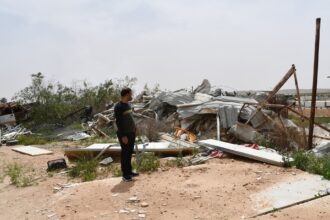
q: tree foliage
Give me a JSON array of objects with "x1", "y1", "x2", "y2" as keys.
[{"x1": 13, "y1": 73, "x2": 137, "y2": 126}]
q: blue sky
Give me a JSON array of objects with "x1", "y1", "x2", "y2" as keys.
[{"x1": 0, "y1": 0, "x2": 329, "y2": 99}]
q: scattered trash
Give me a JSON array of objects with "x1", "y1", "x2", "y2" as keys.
[
  {"x1": 65, "y1": 141, "x2": 197, "y2": 160},
  {"x1": 12, "y1": 146, "x2": 53, "y2": 156},
  {"x1": 47, "y1": 213, "x2": 57, "y2": 218},
  {"x1": 53, "y1": 183, "x2": 78, "y2": 193},
  {"x1": 199, "y1": 139, "x2": 292, "y2": 166},
  {"x1": 138, "y1": 213, "x2": 146, "y2": 218},
  {"x1": 6, "y1": 139, "x2": 19, "y2": 146},
  {"x1": 47, "y1": 158, "x2": 67, "y2": 171},
  {"x1": 312, "y1": 141, "x2": 330, "y2": 157},
  {"x1": 99, "y1": 156, "x2": 113, "y2": 165},
  {"x1": 119, "y1": 208, "x2": 136, "y2": 214},
  {"x1": 190, "y1": 150, "x2": 223, "y2": 165},
  {"x1": 65, "y1": 132, "x2": 91, "y2": 141},
  {"x1": 128, "y1": 196, "x2": 140, "y2": 203},
  {"x1": 0, "y1": 125, "x2": 32, "y2": 144}
]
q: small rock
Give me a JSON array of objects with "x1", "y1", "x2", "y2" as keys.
[
  {"x1": 141, "y1": 202, "x2": 149, "y2": 207},
  {"x1": 112, "y1": 193, "x2": 119, "y2": 197},
  {"x1": 128, "y1": 197, "x2": 140, "y2": 203},
  {"x1": 119, "y1": 209, "x2": 130, "y2": 214},
  {"x1": 47, "y1": 213, "x2": 57, "y2": 218},
  {"x1": 193, "y1": 195, "x2": 201, "y2": 200},
  {"x1": 138, "y1": 213, "x2": 146, "y2": 218}
]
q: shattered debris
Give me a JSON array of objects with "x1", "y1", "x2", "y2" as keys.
[
  {"x1": 199, "y1": 139, "x2": 292, "y2": 167},
  {"x1": 12, "y1": 146, "x2": 53, "y2": 156}
]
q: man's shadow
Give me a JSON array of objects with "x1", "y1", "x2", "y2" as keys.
[{"x1": 111, "y1": 180, "x2": 135, "y2": 193}]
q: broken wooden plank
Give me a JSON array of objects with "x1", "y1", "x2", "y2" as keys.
[
  {"x1": 12, "y1": 146, "x2": 53, "y2": 156},
  {"x1": 64, "y1": 142, "x2": 195, "y2": 160},
  {"x1": 198, "y1": 139, "x2": 291, "y2": 166}
]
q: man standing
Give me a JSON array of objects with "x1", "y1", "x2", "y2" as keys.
[{"x1": 114, "y1": 88, "x2": 139, "y2": 182}]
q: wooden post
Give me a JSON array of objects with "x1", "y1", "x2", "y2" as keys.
[{"x1": 308, "y1": 18, "x2": 321, "y2": 149}]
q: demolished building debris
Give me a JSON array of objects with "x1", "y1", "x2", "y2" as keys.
[{"x1": 199, "y1": 139, "x2": 292, "y2": 167}]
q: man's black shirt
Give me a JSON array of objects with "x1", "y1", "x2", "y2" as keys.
[{"x1": 114, "y1": 101, "x2": 136, "y2": 136}]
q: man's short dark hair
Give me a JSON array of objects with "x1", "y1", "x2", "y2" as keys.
[{"x1": 121, "y1": 88, "x2": 132, "y2": 97}]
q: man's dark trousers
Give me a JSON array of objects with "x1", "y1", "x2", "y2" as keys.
[{"x1": 117, "y1": 132, "x2": 136, "y2": 177}]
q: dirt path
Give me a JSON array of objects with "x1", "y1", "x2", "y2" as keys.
[{"x1": 1, "y1": 145, "x2": 330, "y2": 220}]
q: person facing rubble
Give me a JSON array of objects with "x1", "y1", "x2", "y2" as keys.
[{"x1": 114, "y1": 88, "x2": 139, "y2": 182}]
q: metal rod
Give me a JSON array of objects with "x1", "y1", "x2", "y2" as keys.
[
  {"x1": 216, "y1": 112, "x2": 221, "y2": 141},
  {"x1": 245, "y1": 65, "x2": 296, "y2": 124},
  {"x1": 288, "y1": 107, "x2": 330, "y2": 133},
  {"x1": 308, "y1": 18, "x2": 321, "y2": 149},
  {"x1": 293, "y1": 72, "x2": 307, "y2": 147}
]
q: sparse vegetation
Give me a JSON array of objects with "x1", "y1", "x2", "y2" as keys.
[
  {"x1": 135, "y1": 153, "x2": 160, "y2": 172},
  {"x1": 108, "y1": 164, "x2": 122, "y2": 177},
  {"x1": 13, "y1": 73, "x2": 137, "y2": 129},
  {"x1": 68, "y1": 158, "x2": 99, "y2": 181},
  {"x1": 292, "y1": 151, "x2": 330, "y2": 180},
  {"x1": 79, "y1": 136, "x2": 118, "y2": 146},
  {"x1": 256, "y1": 135, "x2": 274, "y2": 148},
  {"x1": 175, "y1": 151, "x2": 186, "y2": 168},
  {"x1": 289, "y1": 115, "x2": 330, "y2": 128},
  {"x1": 192, "y1": 148, "x2": 199, "y2": 157},
  {"x1": 17, "y1": 134, "x2": 49, "y2": 145},
  {"x1": 67, "y1": 122, "x2": 84, "y2": 130},
  {"x1": 4, "y1": 163, "x2": 34, "y2": 187}
]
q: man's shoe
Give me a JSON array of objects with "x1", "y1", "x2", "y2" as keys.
[
  {"x1": 122, "y1": 176, "x2": 133, "y2": 182},
  {"x1": 130, "y1": 171, "x2": 139, "y2": 177}
]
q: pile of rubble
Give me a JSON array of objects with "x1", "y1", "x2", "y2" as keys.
[
  {"x1": 0, "y1": 125, "x2": 32, "y2": 146},
  {"x1": 4, "y1": 65, "x2": 330, "y2": 166}
]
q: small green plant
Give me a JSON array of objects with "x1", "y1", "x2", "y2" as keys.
[
  {"x1": 67, "y1": 122, "x2": 83, "y2": 130},
  {"x1": 175, "y1": 151, "x2": 185, "y2": 168},
  {"x1": 21, "y1": 176, "x2": 34, "y2": 187},
  {"x1": 136, "y1": 153, "x2": 160, "y2": 172},
  {"x1": 79, "y1": 136, "x2": 117, "y2": 146},
  {"x1": 282, "y1": 155, "x2": 292, "y2": 168},
  {"x1": 69, "y1": 158, "x2": 99, "y2": 181},
  {"x1": 0, "y1": 172, "x2": 4, "y2": 183},
  {"x1": 4, "y1": 163, "x2": 34, "y2": 187},
  {"x1": 110, "y1": 164, "x2": 123, "y2": 177},
  {"x1": 17, "y1": 135, "x2": 49, "y2": 145},
  {"x1": 289, "y1": 115, "x2": 330, "y2": 128},
  {"x1": 256, "y1": 135, "x2": 274, "y2": 148},
  {"x1": 100, "y1": 163, "x2": 123, "y2": 177},
  {"x1": 47, "y1": 171, "x2": 55, "y2": 177},
  {"x1": 192, "y1": 148, "x2": 199, "y2": 157},
  {"x1": 292, "y1": 151, "x2": 330, "y2": 180},
  {"x1": 6, "y1": 163, "x2": 23, "y2": 186},
  {"x1": 164, "y1": 159, "x2": 177, "y2": 168}
]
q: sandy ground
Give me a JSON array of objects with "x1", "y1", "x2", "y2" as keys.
[{"x1": 1, "y1": 144, "x2": 330, "y2": 220}]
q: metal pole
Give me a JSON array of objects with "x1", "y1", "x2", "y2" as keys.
[
  {"x1": 216, "y1": 112, "x2": 221, "y2": 141},
  {"x1": 308, "y1": 18, "x2": 321, "y2": 149}
]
